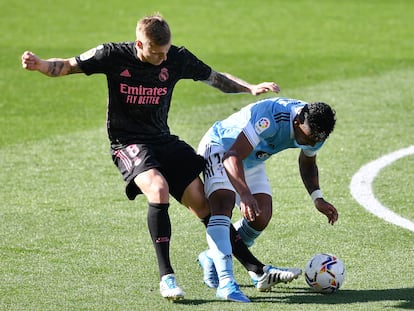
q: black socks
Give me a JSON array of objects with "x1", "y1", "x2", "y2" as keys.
[{"x1": 147, "y1": 203, "x2": 173, "y2": 278}]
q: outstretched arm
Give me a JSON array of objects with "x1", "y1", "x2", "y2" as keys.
[
  {"x1": 203, "y1": 70, "x2": 280, "y2": 95},
  {"x1": 21, "y1": 51, "x2": 82, "y2": 77},
  {"x1": 298, "y1": 150, "x2": 338, "y2": 225}
]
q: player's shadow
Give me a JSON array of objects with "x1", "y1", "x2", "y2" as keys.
[
  {"x1": 251, "y1": 287, "x2": 414, "y2": 309},
  {"x1": 168, "y1": 287, "x2": 413, "y2": 308}
]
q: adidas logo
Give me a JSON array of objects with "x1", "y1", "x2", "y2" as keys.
[{"x1": 120, "y1": 69, "x2": 131, "y2": 77}]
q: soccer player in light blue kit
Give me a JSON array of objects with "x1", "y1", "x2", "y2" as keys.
[{"x1": 197, "y1": 97, "x2": 338, "y2": 302}]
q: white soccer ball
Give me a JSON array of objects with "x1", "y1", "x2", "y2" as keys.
[{"x1": 305, "y1": 253, "x2": 346, "y2": 293}]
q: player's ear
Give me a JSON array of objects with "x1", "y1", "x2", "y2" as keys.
[
  {"x1": 136, "y1": 40, "x2": 143, "y2": 48},
  {"x1": 293, "y1": 116, "x2": 300, "y2": 127}
]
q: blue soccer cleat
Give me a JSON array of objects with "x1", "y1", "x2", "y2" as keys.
[
  {"x1": 216, "y1": 280, "x2": 250, "y2": 303},
  {"x1": 197, "y1": 250, "x2": 219, "y2": 288}
]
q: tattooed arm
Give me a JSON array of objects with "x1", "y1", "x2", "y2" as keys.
[
  {"x1": 203, "y1": 70, "x2": 280, "y2": 95},
  {"x1": 21, "y1": 51, "x2": 82, "y2": 77}
]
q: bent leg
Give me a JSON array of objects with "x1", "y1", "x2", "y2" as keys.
[
  {"x1": 182, "y1": 178, "x2": 266, "y2": 275},
  {"x1": 206, "y1": 189, "x2": 236, "y2": 287},
  {"x1": 134, "y1": 169, "x2": 173, "y2": 278},
  {"x1": 234, "y1": 193, "x2": 272, "y2": 247},
  {"x1": 181, "y1": 176, "x2": 210, "y2": 219},
  {"x1": 147, "y1": 202, "x2": 173, "y2": 276}
]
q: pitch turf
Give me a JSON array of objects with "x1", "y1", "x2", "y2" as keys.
[{"x1": 1, "y1": 0, "x2": 413, "y2": 310}]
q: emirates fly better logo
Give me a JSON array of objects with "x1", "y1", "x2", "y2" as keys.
[{"x1": 119, "y1": 68, "x2": 169, "y2": 105}]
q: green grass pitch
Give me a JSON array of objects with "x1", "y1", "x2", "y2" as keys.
[{"x1": 1, "y1": 0, "x2": 413, "y2": 310}]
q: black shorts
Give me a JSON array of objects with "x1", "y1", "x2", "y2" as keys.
[{"x1": 111, "y1": 138, "x2": 206, "y2": 202}]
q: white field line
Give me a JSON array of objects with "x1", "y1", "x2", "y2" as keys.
[{"x1": 350, "y1": 145, "x2": 414, "y2": 233}]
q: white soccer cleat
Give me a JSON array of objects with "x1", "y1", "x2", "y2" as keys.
[
  {"x1": 249, "y1": 265, "x2": 302, "y2": 292},
  {"x1": 159, "y1": 274, "x2": 185, "y2": 301}
]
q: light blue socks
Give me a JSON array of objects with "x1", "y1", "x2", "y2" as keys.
[
  {"x1": 233, "y1": 217, "x2": 262, "y2": 247},
  {"x1": 206, "y1": 215, "x2": 233, "y2": 286}
]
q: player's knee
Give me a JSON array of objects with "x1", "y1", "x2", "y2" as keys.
[
  {"x1": 134, "y1": 171, "x2": 169, "y2": 201},
  {"x1": 251, "y1": 212, "x2": 272, "y2": 231}
]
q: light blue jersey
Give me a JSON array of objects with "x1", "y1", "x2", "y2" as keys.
[{"x1": 203, "y1": 97, "x2": 324, "y2": 169}]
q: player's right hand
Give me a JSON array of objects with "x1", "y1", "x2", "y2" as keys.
[
  {"x1": 21, "y1": 51, "x2": 41, "y2": 71},
  {"x1": 240, "y1": 194, "x2": 261, "y2": 222}
]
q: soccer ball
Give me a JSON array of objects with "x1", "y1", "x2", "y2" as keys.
[{"x1": 304, "y1": 253, "x2": 346, "y2": 293}]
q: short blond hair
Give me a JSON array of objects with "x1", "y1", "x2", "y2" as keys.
[{"x1": 136, "y1": 13, "x2": 171, "y2": 46}]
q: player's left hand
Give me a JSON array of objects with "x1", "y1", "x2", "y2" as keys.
[
  {"x1": 251, "y1": 82, "x2": 280, "y2": 95},
  {"x1": 314, "y1": 198, "x2": 338, "y2": 225}
]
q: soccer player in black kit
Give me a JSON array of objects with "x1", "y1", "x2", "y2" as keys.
[{"x1": 21, "y1": 13, "x2": 299, "y2": 302}]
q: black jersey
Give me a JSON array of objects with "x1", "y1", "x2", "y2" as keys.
[{"x1": 75, "y1": 42, "x2": 212, "y2": 146}]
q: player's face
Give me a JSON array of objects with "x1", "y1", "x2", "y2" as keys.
[
  {"x1": 294, "y1": 119, "x2": 321, "y2": 147},
  {"x1": 136, "y1": 40, "x2": 171, "y2": 65}
]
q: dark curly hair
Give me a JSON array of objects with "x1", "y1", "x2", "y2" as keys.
[{"x1": 299, "y1": 102, "x2": 336, "y2": 141}]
